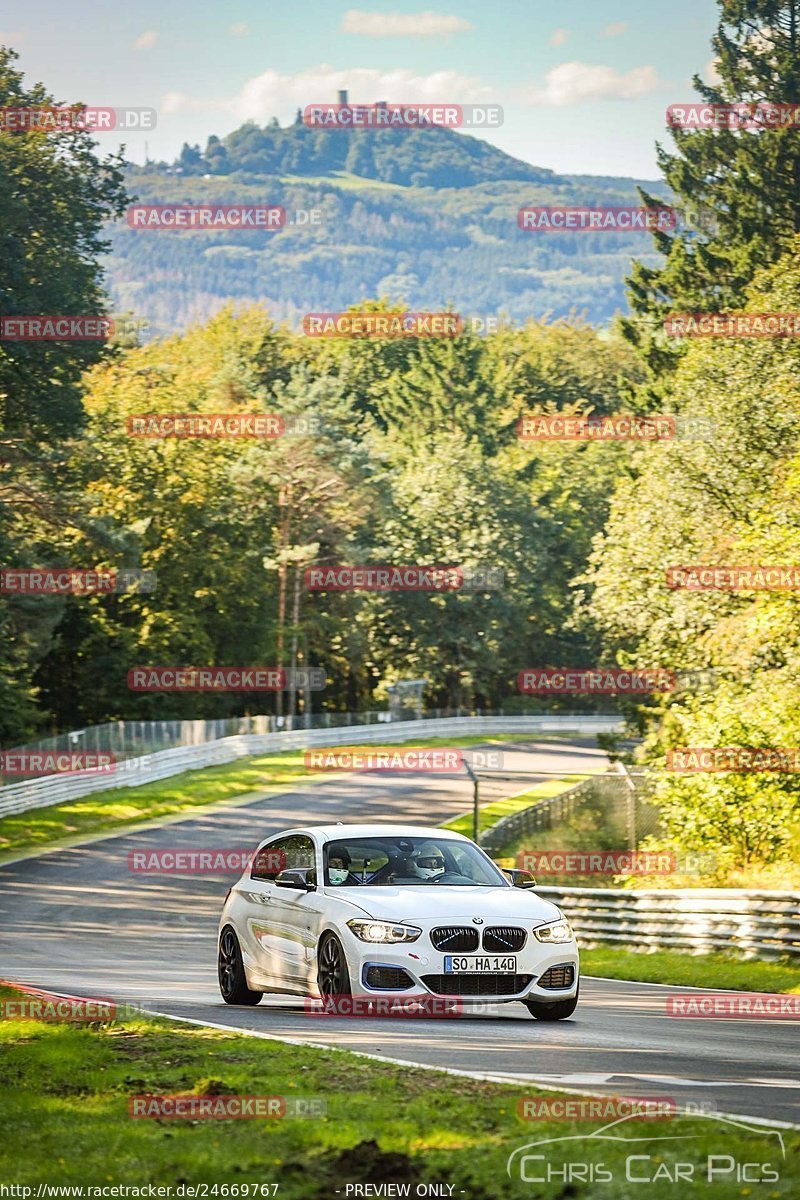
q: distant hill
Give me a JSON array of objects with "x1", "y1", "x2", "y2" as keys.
[
  {"x1": 150, "y1": 113, "x2": 558, "y2": 189},
  {"x1": 108, "y1": 117, "x2": 669, "y2": 335}
]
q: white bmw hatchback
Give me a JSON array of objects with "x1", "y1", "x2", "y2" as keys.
[{"x1": 217, "y1": 823, "x2": 579, "y2": 1020}]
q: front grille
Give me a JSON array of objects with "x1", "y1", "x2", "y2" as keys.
[
  {"x1": 430, "y1": 926, "x2": 479, "y2": 952},
  {"x1": 421, "y1": 973, "x2": 533, "y2": 997},
  {"x1": 538, "y1": 963, "x2": 575, "y2": 990},
  {"x1": 364, "y1": 965, "x2": 414, "y2": 990},
  {"x1": 482, "y1": 925, "x2": 527, "y2": 952}
]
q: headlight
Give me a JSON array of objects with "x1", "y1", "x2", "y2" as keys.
[
  {"x1": 347, "y1": 919, "x2": 422, "y2": 944},
  {"x1": 534, "y1": 919, "x2": 574, "y2": 944}
]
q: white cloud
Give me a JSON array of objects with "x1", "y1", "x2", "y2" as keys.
[
  {"x1": 522, "y1": 61, "x2": 660, "y2": 106},
  {"x1": 705, "y1": 57, "x2": 723, "y2": 86},
  {"x1": 229, "y1": 21, "x2": 249, "y2": 37},
  {"x1": 0, "y1": 30, "x2": 25, "y2": 45},
  {"x1": 163, "y1": 65, "x2": 493, "y2": 121},
  {"x1": 134, "y1": 31, "x2": 158, "y2": 50},
  {"x1": 340, "y1": 9, "x2": 471, "y2": 37},
  {"x1": 602, "y1": 21, "x2": 628, "y2": 37},
  {"x1": 550, "y1": 28, "x2": 568, "y2": 47}
]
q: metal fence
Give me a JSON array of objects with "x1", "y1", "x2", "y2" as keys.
[
  {"x1": 0, "y1": 708, "x2": 620, "y2": 780},
  {"x1": 538, "y1": 885, "x2": 800, "y2": 961},
  {"x1": 480, "y1": 763, "x2": 660, "y2": 854},
  {"x1": 0, "y1": 713, "x2": 624, "y2": 820},
  {"x1": 0, "y1": 711, "x2": 403, "y2": 779}
]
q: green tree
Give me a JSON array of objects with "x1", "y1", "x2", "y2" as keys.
[
  {"x1": 0, "y1": 47, "x2": 128, "y2": 742},
  {"x1": 624, "y1": 0, "x2": 800, "y2": 383},
  {"x1": 587, "y1": 244, "x2": 800, "y2": 879}
]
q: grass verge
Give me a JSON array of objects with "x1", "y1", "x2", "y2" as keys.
[
  {"x1": 0, "y1": 984, "x2": 795, "y2": 1196},
  {"x1": 0, "y1": 734, "x2": 530, "y2": 862},
  {"x1": 581, "y1": 946, "x2": 800, "y2": 993},
  {"x1": 441, "y1": 776, "x2": 583, "y2": 839}
]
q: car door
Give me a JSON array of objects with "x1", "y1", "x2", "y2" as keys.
[
  {"x1": 237, "y1": 835, "x2": 291, "y2": 989},
  {"x1": 266, "y1": 834, "x2": 326, "y2": 991}
]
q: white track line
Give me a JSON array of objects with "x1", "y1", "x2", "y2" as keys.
[{"x1": 145, "y1": 1007, "x2": 800, "y2": 1132}]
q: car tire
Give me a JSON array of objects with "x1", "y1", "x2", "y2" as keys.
[
  {"x1": 317, "y1": 932, "x2": 352, "y2": 1000},
  {"x1": 524, "y1": 982, "x2": 579, "y2": 1021},
  {"x1": 218, "y1": 926, "x2": 263, "y2": 1005}
]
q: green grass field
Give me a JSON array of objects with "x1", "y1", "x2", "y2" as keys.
[
  {"x1": 1, "y1": 985, "x2": 795, "y2": 1197},
  {"x1": 280, "y1": 170, "x2": 409, "y2": 191},
  {"x1": 581, "y1": 946, "x2": 800, "y2": 994}
]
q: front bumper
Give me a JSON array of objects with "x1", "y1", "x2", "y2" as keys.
[{"x1": 331, "y1": 923, "x2": 579, "y2": 1003}]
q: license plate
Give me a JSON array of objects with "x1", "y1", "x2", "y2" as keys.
[{"x1": 444, "y1": 955, "x2": 517, "y2": 973}]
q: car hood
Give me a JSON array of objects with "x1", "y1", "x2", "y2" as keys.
[{"x1": 326, "y1": 885, "x2": 562, "y2": 924}]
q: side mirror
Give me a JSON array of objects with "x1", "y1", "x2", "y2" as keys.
[
  {"x1": 503, "y1": 868, "x2": 537, "y2": 889},
  {"x1": 275, "y1": 868, "x2": 317, "y2": 892}
]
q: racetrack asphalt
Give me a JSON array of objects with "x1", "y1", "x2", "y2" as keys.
[{"x1": 0, "y1": 737, "x2": 797, "y2": 1126}]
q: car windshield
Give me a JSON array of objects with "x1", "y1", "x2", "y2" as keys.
[{"x1": 324, "y1": 836, "x2": 508, "y2": 887}]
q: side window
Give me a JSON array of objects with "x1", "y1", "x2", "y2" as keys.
[
  {"x1": 251, "y1": 835, "x2": 315, "y2": 881},
  {"x1": 282, "y1": 835, "x2": 316, "y2": 871}
]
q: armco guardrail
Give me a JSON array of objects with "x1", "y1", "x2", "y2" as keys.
[
  {"x1": 480, "y1": 766, "x2": 799, "y2": 960},
  {"x1": 0, "y1": 714, "x2": 622, "y2": 820},
  {"x1": 539, "y1": 885, "x2": 800, "y2": 961}
]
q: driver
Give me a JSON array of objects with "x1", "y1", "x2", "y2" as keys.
[
  {"x1": 327, "y1": 849, "x2": 353, "y2": 885},
  {"x1": 409, "y1": 848, "x2": 446, "y2": 881}
]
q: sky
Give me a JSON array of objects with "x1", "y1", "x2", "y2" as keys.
[{"x1": 2, "y1": 0, "x2": 720, "y2": 179}]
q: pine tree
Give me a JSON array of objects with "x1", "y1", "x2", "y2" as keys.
[{"x1": 624, "y1": 0, "x2": 800, "y2": 382}]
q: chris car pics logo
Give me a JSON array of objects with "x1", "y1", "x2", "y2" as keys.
[{"x1": 506, "y1": 1111, "x2": 784, "y2": 1186}]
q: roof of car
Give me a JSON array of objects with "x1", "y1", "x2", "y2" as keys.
[{"x1": 277, "y1": 824, "x2": 472, "y2": 842}]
